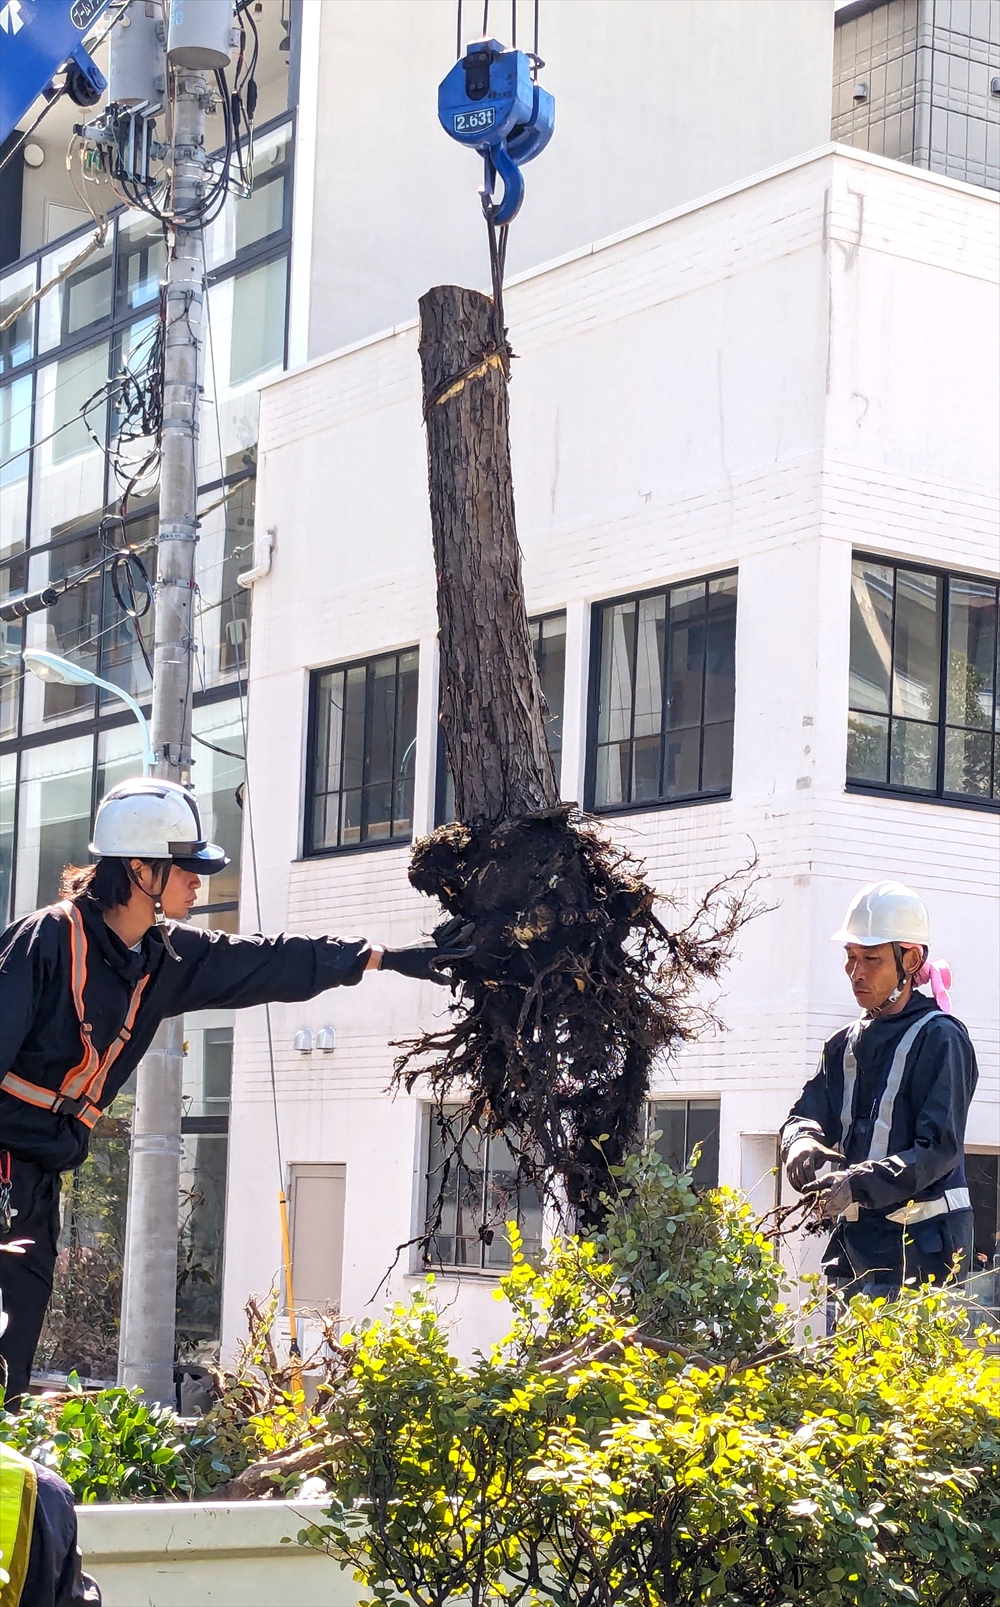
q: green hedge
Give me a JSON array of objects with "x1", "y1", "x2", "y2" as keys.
[{"x1": 4, "y1": 1146, "x2": 998, "y2": 1607}]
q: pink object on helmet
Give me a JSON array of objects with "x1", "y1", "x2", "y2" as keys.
[{"x1": 908, "y1": 953, "x2": 952, "y2": 1013}]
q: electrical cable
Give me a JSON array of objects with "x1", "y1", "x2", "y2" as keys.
[
  {"x1": 0, "y1": 221, "x2": 109, "y2": 336},
  {"x1": 192, "y1": 730, "x2": 245, "y2": 762},
  {"x1": 0, "y1": 88, "x2": 69, "y2": 176}
]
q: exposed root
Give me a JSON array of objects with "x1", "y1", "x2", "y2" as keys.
[{"x1": 395, "y1": 807, "x2": 762, "y2": 1228}]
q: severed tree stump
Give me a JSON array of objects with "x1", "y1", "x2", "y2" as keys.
[
  {"x1": 401, "y1": 285, "x2": 756, "y2": 1229},
  {"x1": 419, "y1": 285, "x2": 557, "y2": 829}
]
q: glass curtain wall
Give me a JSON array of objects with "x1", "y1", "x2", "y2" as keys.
[
  {"x1": 0, "y1": 119, "x2": 290, "y2": 1359},
  {"x1": 0, "y1": 113, "x2": 293, "y2": 926}
]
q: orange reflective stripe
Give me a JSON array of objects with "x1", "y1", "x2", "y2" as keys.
[
  {"x1": 55, "y1": 901, "x2": 99, "y2": 1097},
  {"x1": 57, "y1": 900, "x2": 89, "y2": 1024},
  {"x1": 0, "y1": 1073, "x2": 101, "y2": 1127},
  {"x1": 0, "y1": 1072, "x2": 60, "y2": 1111},
  {"x1": 81, "y1": 973, "x2": 150, "y2": 1109}
]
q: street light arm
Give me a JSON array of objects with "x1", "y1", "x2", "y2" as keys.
[
  {"x1": 22, "y1": 649, "x2": 155, "y2": 774},
  {"x1": 90, "y1": 676, "x2": 156, "y2": 775}
]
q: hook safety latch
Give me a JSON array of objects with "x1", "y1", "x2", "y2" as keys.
[{"x1": 438, "y1": 38, "x2": 555, "y2": 227}]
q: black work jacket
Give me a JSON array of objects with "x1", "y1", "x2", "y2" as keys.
[
  {"x1": 780, "y1": 990, "x2": 978, "y2": 1215},
  {"x1": 0, "y1": 899, "x2": 369, "y2": 1172},
  {"x1": 27, "y1": 1461, "x2": 102, "y2": 1607}
]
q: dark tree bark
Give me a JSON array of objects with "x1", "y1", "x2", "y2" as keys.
[{"x1": 418, "y1": 284, "x2": 557, "y2": 831}]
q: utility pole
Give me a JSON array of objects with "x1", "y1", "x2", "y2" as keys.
[{"x1": 118, "y1": 66, "x2": 208, "y2": 1404}]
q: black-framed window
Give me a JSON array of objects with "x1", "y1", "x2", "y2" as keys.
[
  {"x1": 307, "y1": 649, "x2": 419, "y2": 853},
  {"x1": 848, "y1": 556, "x2": 999, "y2": 806},
  {"x1": 435, "y1": 611, "x2": 566, "y2": 825},
  {"x1": 646, "y1": 1099, "x2": 721, "y2": 1192},
  {"x1": 423, "y1": 1104, "x2": 544, "y2": 1272},
  {"x1": 588, "y1": 572, "x2": 737, "y2": 812}
]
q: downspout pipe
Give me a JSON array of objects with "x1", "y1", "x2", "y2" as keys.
[{"x1": 237, "y1": 526, "x2": 275, "y2": 589}]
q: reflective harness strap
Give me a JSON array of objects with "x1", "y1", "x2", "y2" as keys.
[
  {"x1": 839, "y1": 1011, "x2": 942, "y2": 1159},
  {"x1": 838, "y1": 1019, "x2": 864, "y2": 1146},
  {"x1": 839, "y1": 1010, "x2": 949, "y2": 1226},
  {"x1": 0, "y1": 1442, "x2": 37, "y2": 1607},
  {"x1": 0, "y1": 901, "x2": 150, "y2": 1130},
  {"x1": 867, "y1": 1012, "x2": 942, "y2": 1163}
]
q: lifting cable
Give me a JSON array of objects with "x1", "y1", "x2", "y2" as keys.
[{"x1": 447, "y1": 0, "x2": 547, "y2": 367}]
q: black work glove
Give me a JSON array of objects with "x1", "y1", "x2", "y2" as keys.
[
  {"x1": 784, "y1": 1137, "x2": 844, "y2": 1193},
  {"x1": 801, "y1": 1168, "x2": 856, "y2": 1222},
  {"x1": 380, "y1": 915, "x2": 475, "y2": 986}
]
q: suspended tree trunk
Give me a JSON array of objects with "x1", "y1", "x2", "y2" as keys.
[
  {"x1": 400, "y1": 284, "x2": 758, "y2": 1228},
  {"x1": 418, "y1": 285, "x2": 557, "y2": 828}
]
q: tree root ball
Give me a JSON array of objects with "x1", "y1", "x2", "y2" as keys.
[{"x1": 395, "y1": 806, "x2": 757, "y2": 1226}]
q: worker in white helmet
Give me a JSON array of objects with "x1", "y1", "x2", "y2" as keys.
[
  {"x1": 0, "y1": 778, "x2": 474, "y2": 1409},
  {"x1": 779, "y1": 881, "x2": 978, "y2": 1305}
]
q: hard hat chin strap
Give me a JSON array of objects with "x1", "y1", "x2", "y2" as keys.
[
  {"x1": 152, "y1": 897, "x2": 182, "y2": 963},
  {"x1": 126, "y1": 863, "x2": 182, "y2": 962},
  {"x1": 868, "y1": 941, "x2": 920, "y2": 1017}
]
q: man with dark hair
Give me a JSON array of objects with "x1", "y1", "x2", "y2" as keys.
[{"x1": 0, "y1": 777, "x2": 473, "y2": 1407}]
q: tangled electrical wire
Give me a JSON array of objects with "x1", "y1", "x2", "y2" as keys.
[{"x1": 108, "y1": 302, "x2": 165, "y2": 505}]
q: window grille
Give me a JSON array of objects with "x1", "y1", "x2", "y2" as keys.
[{"x1": 423, "y1": 1105, "x2": 544, "y2": 1272}]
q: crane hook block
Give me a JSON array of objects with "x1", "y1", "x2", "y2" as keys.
[{"x1": 438, "y1": 38, "x2": 555, "y2": 226}]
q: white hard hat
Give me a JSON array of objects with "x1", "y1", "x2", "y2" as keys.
[
  {"x1": 89, "y1": 778, "x2": 229, "y2": 874},
  {"x1": 831, "y1": 881, "x2": 930, "y2": 947}
]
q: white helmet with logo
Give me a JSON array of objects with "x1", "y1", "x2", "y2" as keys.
[
  {"x1": 89, "y1": 778, "x2": 229, "y2": 874},
  {"x1": 831, "y1": 881, "x2": 930, "y2": 947}
]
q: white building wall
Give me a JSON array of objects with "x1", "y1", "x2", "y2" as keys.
[
  {"x1": 222, "y1": 145, "x2": 999, "y2": 1363},
  {"x1": 301, "y1": 0, "x2": 837, "y2": 355}
]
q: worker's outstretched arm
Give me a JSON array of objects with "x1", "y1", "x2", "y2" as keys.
[
  {"x1": 163, "y1": 917, "x2": 474, "y2": 1014},
  {"x1": 162, "y1": 927, "x2": 373, "y2": 1014}
]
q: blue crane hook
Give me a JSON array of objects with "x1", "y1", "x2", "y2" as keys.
[{"x1": 438, "y1": 38, "x2": 555, "y2": 226}]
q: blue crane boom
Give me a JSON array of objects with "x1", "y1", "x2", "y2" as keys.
[{"x1": 0, "y1": 0, "x2": 113, "y2": 147}]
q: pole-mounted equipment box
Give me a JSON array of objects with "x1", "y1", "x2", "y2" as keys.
[
  {"x1": 166, "y1": 0, "x2": 232, "y2": 71},
  {"x1": 109, "y1": 0, "x2": 166, "y2": 111}
]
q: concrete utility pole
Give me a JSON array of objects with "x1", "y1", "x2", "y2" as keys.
[{"x1": 118, "y1": 68, "x2": 208, "y2": 1404}]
